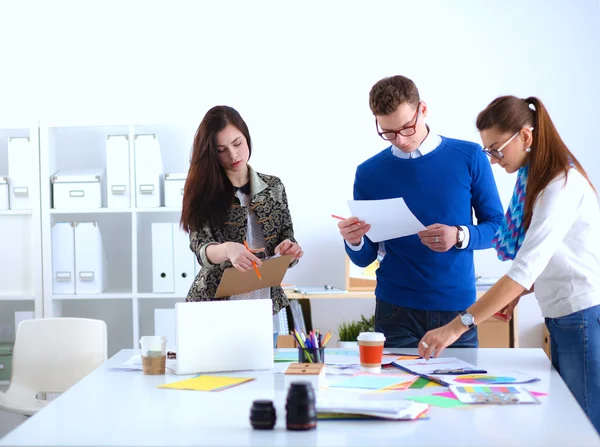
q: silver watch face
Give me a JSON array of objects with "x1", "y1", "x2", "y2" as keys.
[{"x1": 461, "y1": 312, "x2": 475, "y2": 326}]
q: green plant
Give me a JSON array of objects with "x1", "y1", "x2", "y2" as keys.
[{"x1": 337, "y1": 314, "x2": 375, "y2": 341}]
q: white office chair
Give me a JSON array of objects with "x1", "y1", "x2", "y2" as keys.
[{"x1": 0, "y1": 318, "x2": 107, "y2": 416}]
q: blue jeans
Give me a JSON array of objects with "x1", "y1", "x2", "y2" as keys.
[
  {"x1": 546, "y1": 305, "x2": 600, "y2": 434},
  {"x1": 374, "y1": 299, "x2": 478, "y2": 348}
]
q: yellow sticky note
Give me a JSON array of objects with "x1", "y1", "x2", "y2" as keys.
[{"x1": 158, "y1": 375, "x2": 254, "y2": 391}]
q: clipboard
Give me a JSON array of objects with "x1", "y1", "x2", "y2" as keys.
[{"x1": 214, "y1": 255, "x2": 293, "y2": 298}]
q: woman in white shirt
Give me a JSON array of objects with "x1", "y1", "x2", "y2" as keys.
[{"x1": 418, "y1": 96, "x2": 600, "y2": 433}]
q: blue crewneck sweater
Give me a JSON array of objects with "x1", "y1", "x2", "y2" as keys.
[{"x1": 346, "y1": 136, "x2": 504, "y2": 311}]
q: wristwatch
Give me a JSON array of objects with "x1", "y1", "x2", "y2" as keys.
[
  {"x1": 460, "y1": 311, "x2": 475, "y2": 329},
  {"x1": 455, "y1": 226, "x2": 465, "y2": 248}
]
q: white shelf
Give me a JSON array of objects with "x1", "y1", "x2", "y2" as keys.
[
  {"x1": 50, "y1": 208, "x2": 132, "y2": 215},
  {"x1": 137, "y1": 293, "x2": 187, "y2": 299},
  {"x1": 0, "y1": 294, "x2": 35, "y2": 301},
  {"x1": 0, "y1": 210, "x2": 33, "y2": 216},
  {"x1": 52, "y1": 291, "x2": 133, "y2": 300},
  {"x1": 135, "y1": 207, "x2": 181, "y2": 213}
]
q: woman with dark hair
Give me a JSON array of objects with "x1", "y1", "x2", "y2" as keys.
[
  {"x1": 181, "y1": 105, "x2": 303, "y2": 341},
  {"x1": 418, "y1": 96, "x2": 600, "y2": 433}
]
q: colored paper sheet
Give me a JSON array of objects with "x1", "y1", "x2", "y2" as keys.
[
  {"x1": 330, "y1": 375, "x2": 412, "y2": 390},
  {"x1": 409, "y1": 377, "x2": 444, "y2": 389},
  {"x1": 158, "y1": 375, "x2": 254, "y2": 391},
  {"x1": 406, "y1": 395, "x2": 467, "y2": 408},
  {"x1": 274, "y1": 351, "x2": 297, "y2": 362}
]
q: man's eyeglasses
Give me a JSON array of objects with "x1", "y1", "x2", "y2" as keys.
[{"x1": 376, "y1": 102, "x2": 421, "y2": 140}]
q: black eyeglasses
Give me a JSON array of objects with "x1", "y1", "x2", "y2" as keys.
[
  {"x1": 376, "y1": 102, "x2": 421, "y2": 141},
  {"x1": 482, "y1": 131, "x2": 519, "y2": 160}
]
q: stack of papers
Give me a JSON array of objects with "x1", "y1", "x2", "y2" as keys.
[
  {"x1": 330, "y1": 374, "x2": 417, "y2": 391},
  {"x1": 158, "y1": 375, "x2": 254, "y2": 392},
  {"x1": 317, "y1": 396, "x2": 428, "y2": 420},
  {"x1": 109, "y1": 355, "x2": 176, "y2": 373}
]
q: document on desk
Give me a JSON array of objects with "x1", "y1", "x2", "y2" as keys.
[{"x1": 347, "y1": 197, "x2": 425, "y2": 242}]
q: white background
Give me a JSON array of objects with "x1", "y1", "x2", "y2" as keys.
[{"x1": 0, "y1": 0, "x2": 599, "y2": 348}]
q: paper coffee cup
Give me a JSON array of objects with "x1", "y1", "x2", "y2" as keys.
[{"x1": 357, "y1": 332, "x2": 386, "y2": 374}]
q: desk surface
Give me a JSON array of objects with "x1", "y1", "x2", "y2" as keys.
[{"x1": 1, "y1": 348, "x2": 599, "y2": 447}]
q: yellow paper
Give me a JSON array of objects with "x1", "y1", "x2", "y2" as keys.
[{"x1": 158, "y1": 375, "x2": 253, "y2": 391}]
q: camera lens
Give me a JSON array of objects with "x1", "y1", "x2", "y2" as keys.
[
  {"x1": 250, "y1": 400, "x2": 276, "y2": 430},
  {"x1": 285, "y1": 382, "x2": 317, "y2": 430}
]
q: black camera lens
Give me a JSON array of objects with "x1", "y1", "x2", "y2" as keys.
[
  {"x1": 285, "y1": 382, "x2": 317, "y2": 431},
  {"x1": 250, "y1": 400, "x2": 276, "y2": 430}
]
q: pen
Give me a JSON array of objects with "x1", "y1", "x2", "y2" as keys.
[
  {"x1": 420, "y1": 373, "x2": 451, "y2": 387},
  {"x1": 331, "y1": 214, "x2": 348, "y2": 221},
  {"x1": 433, "y1": 369, "x2": 488, "y2": 375},
  {"x1": 243, "y1": 240, "x2": 262, "y2": 280}
]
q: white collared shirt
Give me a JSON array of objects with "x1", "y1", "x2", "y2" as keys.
[{"x1": 347, "y1": 128, "x2": 470, "y2": 251}]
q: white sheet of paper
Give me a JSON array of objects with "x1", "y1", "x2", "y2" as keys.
[
  {"x1": 393, "y1": 357, "x2": 477, "y2": 375},
  {"x1": 347, "y1": 197, "x2": 426, "y2": 242}
]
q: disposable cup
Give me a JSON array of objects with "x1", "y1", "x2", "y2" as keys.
[{"x1": 357, "y1": 332, "x2": 386, "y2": 374}]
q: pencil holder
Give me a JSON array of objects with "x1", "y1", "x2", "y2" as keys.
[{"x1": 298, "y1": 347, "x2": 325, "y2": 364}]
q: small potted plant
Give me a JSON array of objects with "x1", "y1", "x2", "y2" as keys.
[{"x1": 336, "y1": 314, "x2": 374, "y2": 348}]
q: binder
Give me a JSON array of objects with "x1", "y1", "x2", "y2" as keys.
[
  {"x1": 106, "y1": 135, "x2": 131, "y2": 208},
  {"x1": 74, "y1": 222, "x2": 107, "y2": 294},
  {"x1": 51, "y1": 222, "x2": 76, "y2": 294},
  {"x1": 134, "y1": 134, "x2": 163, "y2": 208},
  {"x1": 152, "y1": 222, "x2": 174, "y2": 293},
  {"x1": 7, "y1": 137, "x2": 33, "y2": 210},
  {"x1": 172, "y1": 223, "x2": 194, "y2": 296}
]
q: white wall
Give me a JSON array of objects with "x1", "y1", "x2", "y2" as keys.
[{"x1": 0, "y1": 0, "x2": 598, "y2": 348}]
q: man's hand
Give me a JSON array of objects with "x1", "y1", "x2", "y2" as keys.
[
  {"x1": 418, "y1": 224, "x2": 459, "y2": 252},
  {"x1": 338, "y1": 217, "x2": 371, "y2": 246}
]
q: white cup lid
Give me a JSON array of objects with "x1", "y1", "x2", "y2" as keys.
[{"x1": 357, "y1": 332, "x2": 385, "y2": 342}]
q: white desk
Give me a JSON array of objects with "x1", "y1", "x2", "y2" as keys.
[{"x1": 1, "y1": 348, "x2": 599, "y2": 447}]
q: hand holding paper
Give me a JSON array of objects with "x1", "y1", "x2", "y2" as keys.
[{"x1": 347, "y1": 197, "x2": 425, "y2": 242}]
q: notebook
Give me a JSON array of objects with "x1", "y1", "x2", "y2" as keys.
[{"x1": 174, "y1": 300, "x2": 274, "y2": 375}]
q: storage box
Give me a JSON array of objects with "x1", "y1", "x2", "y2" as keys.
[
  {"x1": 74, "y1": 222, "x2": 107, "y2": 294},
  {"x1": 0, "y1": 176, "x2": 8, "y2": 210},
  {"x1": 164, "y1": 173, "x2": 186, "y2": 208},
  {"x1": 52, "y1": 170, "x2": 104, "y2": 209},
  {"x1": 0, "y1": 342, "x2": 14, "y2": 381}
]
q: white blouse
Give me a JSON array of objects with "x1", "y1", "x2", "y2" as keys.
[{"x1": 507, "y1": 169, "x2": 600, "y2": 318}]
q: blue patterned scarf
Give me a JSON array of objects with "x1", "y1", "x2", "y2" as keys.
[{"x1": 493, "y1": 164, "x2": 529, "y2": 261}]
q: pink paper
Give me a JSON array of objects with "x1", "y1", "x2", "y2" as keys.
[
  {"x1": 530, "y1": 391, "x2": 548, "y2": 397},
  {"x1": 433, "y1": 391, "x2": 458, "y2": 400}
]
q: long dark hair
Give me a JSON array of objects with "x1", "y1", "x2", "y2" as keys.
[
  {"x1": 476, "y1": 95, "x2": 594, "y2": 230},
  {"x1": 181, "y1": 105, "x2": 252, "y2": 232}
]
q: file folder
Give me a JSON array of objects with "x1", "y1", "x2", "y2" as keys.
[
  {"x1": 172, "y1": 223, "x2": 194, "y2": 296},
  {"x1": 106, "y1": 135, "x2": 131, "y2": 208},
  {"x1": 7, "y1": 137, "x2": 33, "y2": 210},
  {"x1": 152, "y1": 222, "x2": 174, "y2": 293},
  {"x1": 134, "y1": 134, "x2": 163, "y2": 208},
  {"x1": 51, "y1": 222, "x2": 76, "y2": 294},
  {"x1": 74, "y1": 222, "x2": 107, "y2": 294},
  {"x1": 214, "y1": 255, "x2": 293, "y2": 298}
]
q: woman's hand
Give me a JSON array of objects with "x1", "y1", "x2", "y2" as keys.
[
  {"x1": 275, "y1": 239, "x2": 303, "y2": 260},
  {"x1": 225, "y1": 242, "x2": 264, "y2": 272},
  {"x1": 418, "y1": 319, "x2": 466, "y2": 360},
  {"x1": 498, "y1": 296, "x2": 520, "y2": 321}
]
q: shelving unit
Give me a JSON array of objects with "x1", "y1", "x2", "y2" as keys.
[
  {"x1": 0, "y1": 123, "x2": 43, "y2": 348},
  {"x1": 38, "y1": 120, "x2": 197, "y2": 356}
]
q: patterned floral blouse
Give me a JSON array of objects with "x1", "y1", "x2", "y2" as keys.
[{"x1": 186, "y1": 166, "x2": 298, "y2": 315}]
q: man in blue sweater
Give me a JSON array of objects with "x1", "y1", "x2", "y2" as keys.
[{"x1": 339, "y1": 75, "x2": 504, "y2": 348}]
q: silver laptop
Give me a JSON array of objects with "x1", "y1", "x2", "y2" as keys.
[{"x1": 174, "y1": 300, "x2": 274, "y2": 375}]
